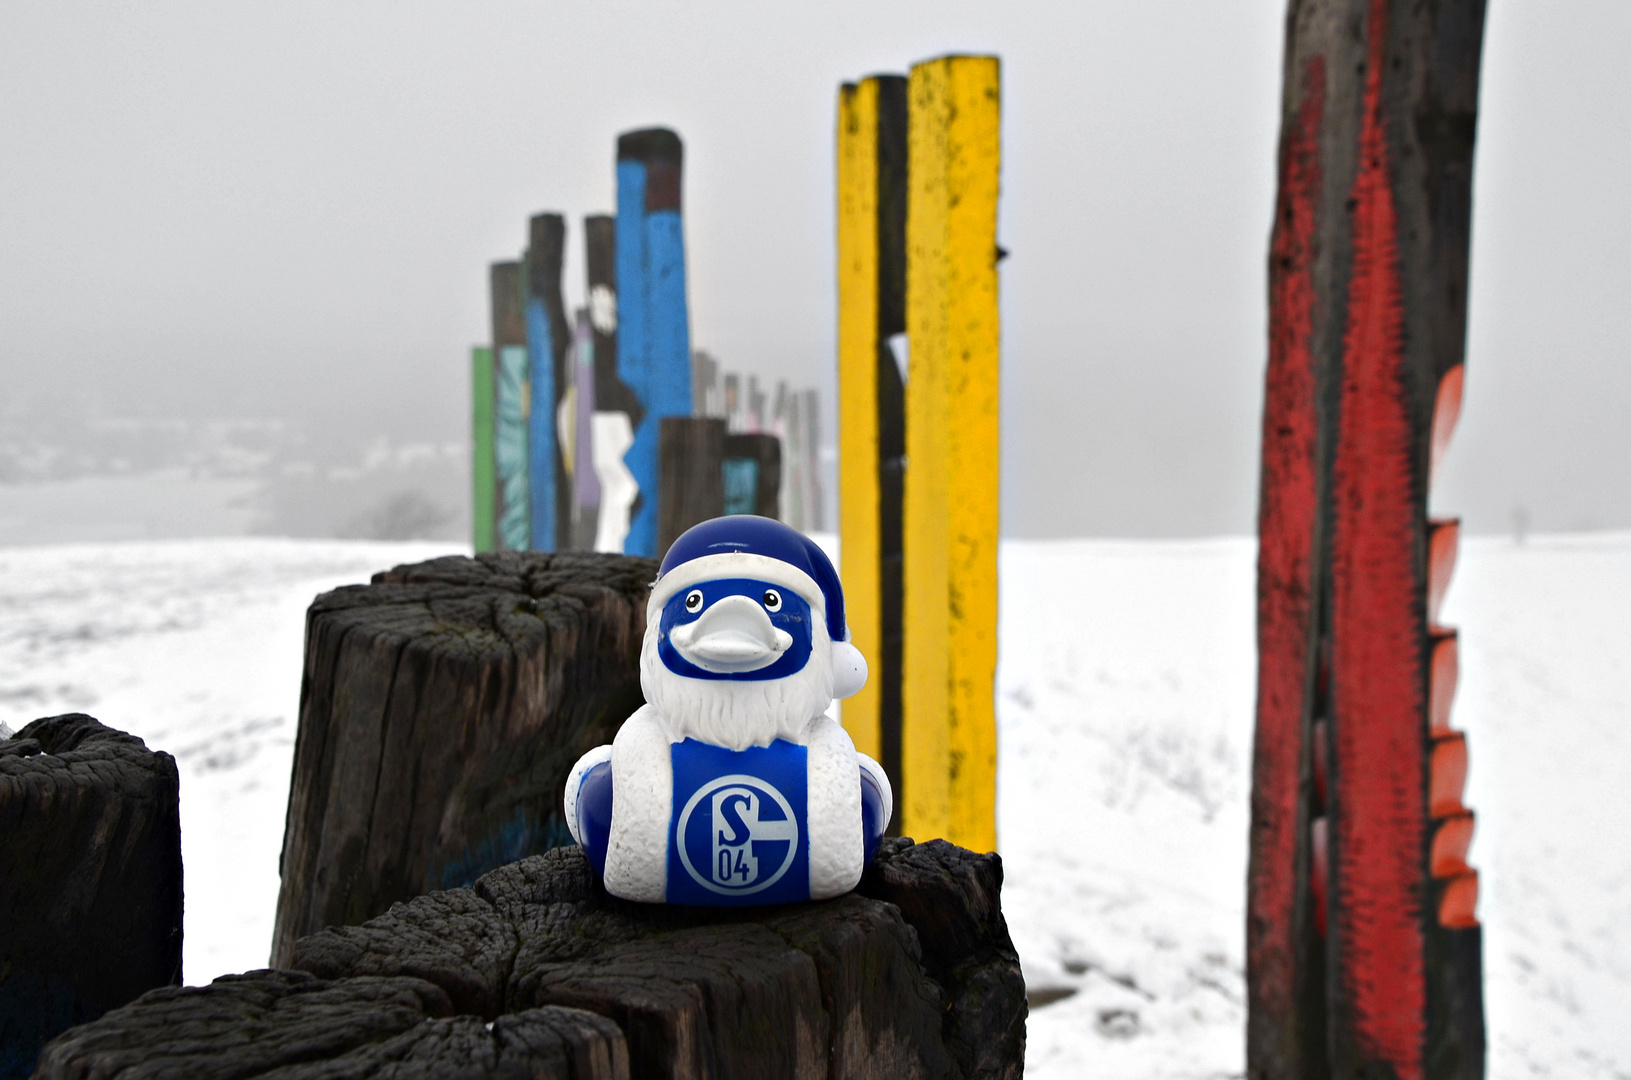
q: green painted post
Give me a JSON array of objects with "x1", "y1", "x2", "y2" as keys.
[{"x1": 471, "y1": 346, "x2": 496, "y2": 553}]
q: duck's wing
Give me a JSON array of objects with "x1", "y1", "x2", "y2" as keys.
[
  {"x1": 564, "y1": 745, "x2": 613, "y2": 876},
  {"x1": 857, "y1": 752, "x2": 892, "y2": 865}
]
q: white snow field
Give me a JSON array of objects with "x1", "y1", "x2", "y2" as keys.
[{"x1": 0, "y1": 534, "x2": 1625, "y2": 1078}]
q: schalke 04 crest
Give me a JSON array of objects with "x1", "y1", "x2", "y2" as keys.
[{"x1": 667, "y1": 740, "x2": 811, "y2": 905}]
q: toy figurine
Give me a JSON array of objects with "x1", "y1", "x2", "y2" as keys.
[{"x1": 564, "y1": 515, "x2": 892, "y2": 904}]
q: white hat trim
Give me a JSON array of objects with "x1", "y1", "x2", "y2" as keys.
[{"x1": 650, "y1": 552, "x2": 829, "y2": 625}]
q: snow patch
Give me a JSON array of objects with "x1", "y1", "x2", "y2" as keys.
[{"x1": 1, "y1": 533, "x2": 1626, "y2": 1079}]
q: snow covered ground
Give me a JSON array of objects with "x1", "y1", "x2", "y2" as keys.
[{"x1": 1, "y1": 534, "x2": 1626, "y2": 1078}]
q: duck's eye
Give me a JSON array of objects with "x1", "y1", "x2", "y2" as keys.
[
  {"x1": 685, "y1": 590, "x2": 704, "y2": 612},
  {"x1": 763, "y1": 589, "x2": 782, "y2": 612}
]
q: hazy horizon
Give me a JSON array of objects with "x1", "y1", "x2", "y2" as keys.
[{"x1": 2, "y1": 1, "x2": 1627, "y2": 542}]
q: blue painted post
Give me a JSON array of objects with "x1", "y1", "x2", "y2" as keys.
[
  {"x1": 615, "y1": 128, "x2": 692, "y2": 557},
  {"x1": 525, "y1": 214, "x2": 570, "y2": 551}
]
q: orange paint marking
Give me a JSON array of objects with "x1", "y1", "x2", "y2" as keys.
[
  {"x1": 1430, "y1": 732, "x2": 1468, "y2": 819},
  {"x1": 1438, "y1": 869, "x2": 1480, "y2": 930},
  {"x1": 1430, "y1": 631, "x2": 1459, "y2": 734},
  {"x1": 1427, "y1": 518, "x2": 1460, "y2": 630},
  {"x1": 1430, "y1": 812, "x2": 1475, "y2": 879},
  {"x1": 1430, "y1": 364, "x2": 1465, "y2": 486}
]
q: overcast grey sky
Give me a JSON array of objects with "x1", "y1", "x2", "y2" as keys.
[{"x1": 1, "y1": 0, "x2": 1626, "y2": 537}]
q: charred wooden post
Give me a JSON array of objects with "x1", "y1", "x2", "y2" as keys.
[
  {"x1": 44, "y1": 840, "x2": 1025, "y2": 1080},
  {"x1": 657, "y1": 417, "x2": 726, "y2": 556},
  {"x1": 1247, "y1": 1, "x2": 1489, "y2": 1078},
  {"x1": 270, "y1": 552, "x2": 656, "y2": 967},
  {"x1": 36, "y1": 971, "x2": 628, "y2": 1080},
  {"x1": 0, "y1": 714, "x2": 182, "y2": 1078}
]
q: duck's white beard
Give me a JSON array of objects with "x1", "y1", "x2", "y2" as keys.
[{"x1": 638, "y1": 620, "x2": 835, "y2": 750}]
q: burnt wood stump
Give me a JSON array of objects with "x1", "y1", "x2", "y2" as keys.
[
  {"x1": 35, "y1": 971, "x2": 628, "y2": 1080},
  {"x1": 0, "y1": 714, "x2": 183, "y2": 1079},
  {"x1": 271, "y1": 552, "x2": 657, "y2": 967},
  {"x1": 42, "y1": 840, "x2": 1024, "y2": 1080}
]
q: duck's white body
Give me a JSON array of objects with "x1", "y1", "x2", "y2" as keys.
[{"x1": 568, "y1": 705, "x2": 885, "y2": 902}]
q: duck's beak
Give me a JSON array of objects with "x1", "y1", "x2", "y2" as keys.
[{"x1": 669, "y1": 595, "x2": 794, "y2": 673}]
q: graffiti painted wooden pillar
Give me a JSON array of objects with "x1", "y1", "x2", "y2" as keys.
[
  {"x1": 901, "y1": 55, "x2": 1001, "y2": 852},
  {"x1": 490, "y1": 260, "x2": 530, "y2": 552},
  {"x1": 837, "y1": 73, "x2": 908, "y2": 829},
  {"x1": 471, "y1": 346, "x2": 496, "y2": 553},
  {"x1": 525, "y1": 214, "x2": 571, "y2": 552},
  {"x1": 585, "y1": 213, "x2": 640, "y2": 555},
  {"x1": 615, "y1": 129, "x2": 692, "y2": 558},
  {"x1": 571, "y1": 307, "x2": 600, "y2": 552},
  {"x1": 1247, "y1": 2, "x2": 1488, "y2": 1079}
]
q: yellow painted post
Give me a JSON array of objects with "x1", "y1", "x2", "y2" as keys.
[
  {"x1": 902, "y1": 54, "x2": 1001, "y2": 851},
  {"x1": 837, "y1": 75, "x2": 909, "y2": 827},
  {"x1": 836, "y1": 79, "x2": 882, "y2": 763}
]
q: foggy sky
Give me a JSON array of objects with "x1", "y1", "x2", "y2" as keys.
[{"x1": 1, "y1": 0, "x2": 1627, "y2": 537}]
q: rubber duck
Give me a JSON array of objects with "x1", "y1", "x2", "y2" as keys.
[{"x1": 564, "y1": 515, "x2": 891, "y2": 904}]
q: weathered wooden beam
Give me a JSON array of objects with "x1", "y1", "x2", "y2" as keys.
[
  {"x1": 775, "y1": 384, "x2": 822, "y2": 533},
  {"x1": 571, "y1": 307, "x2": 601, "y2": 552},
  {"x1": 270, "y1": 552, "x2": 654, "y2": 966},
  {"x1": 723, "y1": 433, "x2": 782, "y2": 518},
  {"x1": 56, "y1": 841, "x2": 1025, "y2": 1080},
  {"x1": 35, "y1": 970, "x2": 628, "y2": 1080},
  {"x1": 585, "y1": 213, "x2": 641, "y2": 556},
  {"x1": 490, "y1": 260, "x2": 531, "y2": 552},
  {"x1": 0, "y1": 715, "x2": 182, "y2": 1076},
  {"x1": 802, "y1": 388, "x2": 824, "y2": 531},
  {"x1": 615, "y1": 129, "x2": 693, "y2": 558},
  {"x1": 526, "y1": 214, "x2": 572, "y2": 553},
  {"x1": 656, "y1": 416, "x2": 725, "y2": 556},
  {"x1": 836, "y1": 73, "x2": 908, "y2": 828},
  {"x1": 1247, "y1": 2, "x2": 1488, "y2": 1078},
  {"x1": 472, "y1": 346, "x2": 497, "y2": 554},
  {"x1": 901, "y1": 55, "x2": 1001, "y2": 853}
]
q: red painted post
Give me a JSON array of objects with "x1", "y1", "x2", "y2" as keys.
[{"x1": 1248, "y1": 2, "x2": 1489, "y2": 1078}]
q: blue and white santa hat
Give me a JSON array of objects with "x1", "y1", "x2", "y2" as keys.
[{"x1": 652, "y1": 515, "x2": 867, "y2": 697}]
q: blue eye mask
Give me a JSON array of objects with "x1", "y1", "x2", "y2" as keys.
[{"x1": 657, "y1": 578, "x2": 815, "y2": 681}]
